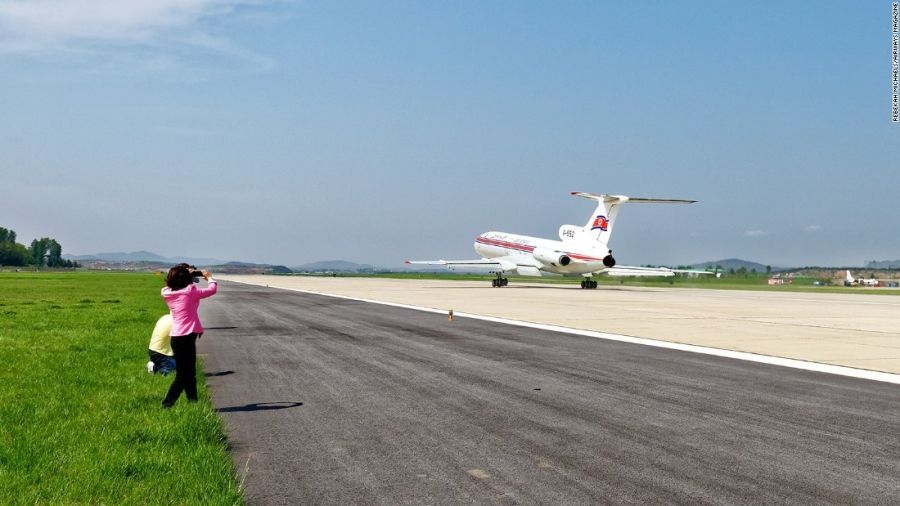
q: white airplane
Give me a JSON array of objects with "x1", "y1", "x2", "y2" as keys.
[
  {"x1": 845, "y1": 270, "x2": 879, "y2": 287},
  {"x1": 407, "y1": 191, "x2": 711, "y2": 288}
]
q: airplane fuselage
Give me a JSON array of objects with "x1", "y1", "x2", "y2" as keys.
[
  {"x1": 474, "y1": 231, "x2": 608, "y2": 275},
  {"x1": 845, "y1": 271, "x2": 880, "y2": 287},
  {"x1": 407, "y1": 193, "x2": 700, "y2": 287}
]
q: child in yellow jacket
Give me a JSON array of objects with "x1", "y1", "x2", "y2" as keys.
[{"x1": 147, "y1": 314, "x2": 176, "y2": 375}]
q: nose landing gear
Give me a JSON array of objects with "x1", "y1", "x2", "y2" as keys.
[{"x1": 580, "y1": 279, "x2": 598, "y2": 289}]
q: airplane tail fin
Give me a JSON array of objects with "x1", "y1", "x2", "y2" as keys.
[
  {"x1": 846, "y1": 270, "x2": 853, "y2": 282},
  {"x1": 570, "y1": 192, "x2": 697, "y2": 248}
]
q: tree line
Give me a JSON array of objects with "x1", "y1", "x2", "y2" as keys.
[{"x1": 0, "y1": 227, "x2": 79, "y2": 268}]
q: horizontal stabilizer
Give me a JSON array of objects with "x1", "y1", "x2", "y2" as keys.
[{"x1": 570, "y1": 192, "x2": 696, "y2": 204}]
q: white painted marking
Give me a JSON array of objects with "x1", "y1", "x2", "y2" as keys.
[
  {"x1": 227, "y1": 280, "x2": 900, "y2": 386},
  {"x1": 467, "y1": 469, "x2": 491, "y2": 479}
]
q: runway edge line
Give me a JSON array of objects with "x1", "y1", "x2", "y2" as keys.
[{"x1": 226, "y1": 280, "x2": 900, "y2": 386}]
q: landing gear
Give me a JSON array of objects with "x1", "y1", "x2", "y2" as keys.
[
  {"x1": 492, "y1": 274, "x2": 509, "y2": 287},
  {"x1": 580, "y1": 279, "x2": 598, "y2": 289}
]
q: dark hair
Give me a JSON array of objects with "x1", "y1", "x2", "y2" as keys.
[{"x1": 166, "y1": 264, "x2": 193, "y2": 291}]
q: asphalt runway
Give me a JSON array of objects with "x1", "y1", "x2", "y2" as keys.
[
  {"x1": 218, "y1": 275, "x2": 900, "y2": 374},
  {"x1": 199, "y1": 282, "x2": 900, "y2": 505}
]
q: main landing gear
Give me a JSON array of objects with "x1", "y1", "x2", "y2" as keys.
[
  {"x1": 492, "y1": 274, "x2": 509, "y2": 287},
  {"x1": 580, "y1": 279, "x2": 598, "y2": 289}
]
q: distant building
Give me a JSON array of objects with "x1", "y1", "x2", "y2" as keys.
[{"x1": 768, "y1": 274, "x2": 793, "y2": 285}]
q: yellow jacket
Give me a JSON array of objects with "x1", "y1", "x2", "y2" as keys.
[{"x1": 149, "y1": 314, "x2": 174, "y2": 356}]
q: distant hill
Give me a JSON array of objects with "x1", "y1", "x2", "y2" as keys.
[
  {"x1": 64, "y1": 252, "x2": 378, "y2": 273},
  {"x1": 65, "y1": 250, "x2": 166, "y2": 262},
  {"x1": 687, "y1": 258, "x2": 777, "y2": 272},
  {"x1": 64, "y1": 251, "x2": 226, "y2": 266},
  {"x1": 292, "y1": 260, "x2": 376, "y2": 272},
  {"x1": 206, "y1": 261, "x2": 293, "y2": 274},
  {"x1": 865, "y1": 260, "x2": 900, "y2": 269},
  {"x1": 67, "y1": 254, "x2": 292, "y2": 274}
]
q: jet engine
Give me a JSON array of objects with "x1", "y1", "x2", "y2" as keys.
[
  {"x1": 532, "y1": 247, "x2": 571, "y2": 267},
  {"x1": 603, "y1": 250, "x2": 615, "y2": 267}
]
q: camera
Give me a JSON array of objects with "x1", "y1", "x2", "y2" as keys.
[{"x1": 189, "y1": 267, "x2": 205, "y2": 283}]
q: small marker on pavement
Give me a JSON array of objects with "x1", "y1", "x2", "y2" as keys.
[{"x1": 448, "y1": 309, "x2": 454, "y2": 321}]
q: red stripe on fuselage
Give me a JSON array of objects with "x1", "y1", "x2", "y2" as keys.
[
  {"x1": 475, "y1": 236, "x2": 604, "y2": 262},
  {"x1": 475, "y1": 236, "x2": 535, "y2": 253},
  {"x1": 567, "y1": 253, "x2": 604, "y2": 261}
]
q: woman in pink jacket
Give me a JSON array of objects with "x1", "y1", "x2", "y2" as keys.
[{"x1": 160, "y1": 264, "x2": 218, "y2": 408}]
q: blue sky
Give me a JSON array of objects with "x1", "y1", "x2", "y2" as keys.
[{"x1": 1, "y1": 1, "x2": 897, "y2": 267}]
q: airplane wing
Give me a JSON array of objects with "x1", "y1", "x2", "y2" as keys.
[
  {"x1": 406, "y1": 259, "x2": 493, "y2": 265},
  {"x1": 406, "y1": 256, "x2": 522, "y2": 272},
  {"x1": 598, "y1": 265, "x2": 714, "y2": 277}
]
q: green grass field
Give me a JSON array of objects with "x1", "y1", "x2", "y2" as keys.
[{"x1": 0, "y1": 272, "x2": 241, "y2": 505}]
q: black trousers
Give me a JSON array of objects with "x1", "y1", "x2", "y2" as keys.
[{"x1": 162, "y1": 333, "x2": 199, "y2": 407}]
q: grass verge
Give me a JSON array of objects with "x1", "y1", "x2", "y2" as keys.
[{"x1": 0, "y1": 272, "x2": 241, "y2": 504}]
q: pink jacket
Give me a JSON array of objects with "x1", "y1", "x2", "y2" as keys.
[{"x1": 161, "y1": 281, "x2": 218, "y2": 337}]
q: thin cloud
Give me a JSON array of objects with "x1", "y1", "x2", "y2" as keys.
[
  {"x1": 0, "y1": 0, "x2": 277, "y2": 69},
  {"x1": 180, "y1": 31, "x2": 274, "y2": 71},
  {"x1": 743, "y1": 230, "x2": 768, "y2": 237},
  {"x1": 805, "y1": 224, "x2": 823, "y2": 233}
]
